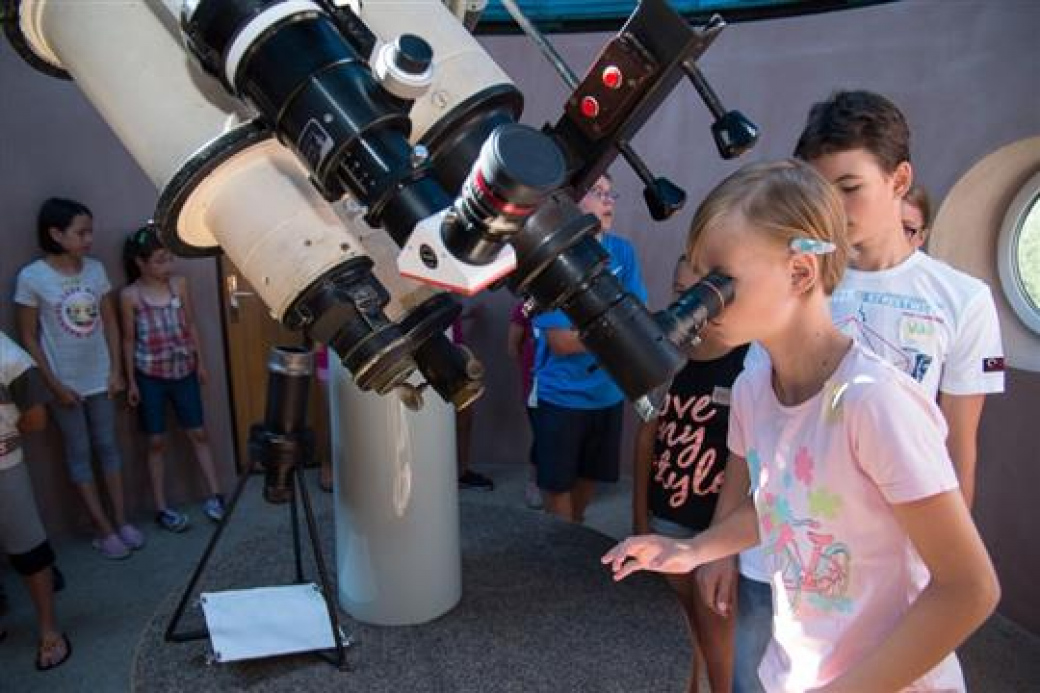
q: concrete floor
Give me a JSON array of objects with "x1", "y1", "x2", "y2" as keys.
[{"x1": 1, "y1": 462, "x2": 1039, "y2": 691}]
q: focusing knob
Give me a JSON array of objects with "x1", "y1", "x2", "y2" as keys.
[
  {"x1": 393, "y1": 34, "x2": 433, "y2": 76},
  {"x1": 372, "y1": 34, "x2": 435, "y2": 101}
]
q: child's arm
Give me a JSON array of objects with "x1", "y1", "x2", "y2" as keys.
[
  {"x1": 938, "y1": 393, "x2": 985, "y2": 508},
  {"x1": 812, "y1": 490, "x2": 998, "y2": 692},
  {"x1": 631, "y1": 417, "x2": 658, "y2": 534},
  {"x1": 100, "y1": 292, "x2": 124, "y2": 396},
  {"x1": 119, "y1": 289, "x2": 140, "y2": 406},
  {"x1": 604, "y1": 470, "x2": 759, "y2": 581},
  {"x1": 177, "y1": 276, "x2": 208, "y2": 384},
  {"x1": 15, "y1": 304, "x2": 78, "y2": 405},
  {"x1": 696, "y1": 452, "x2": 750, "y2": 616},
  {"x1": 10, "y1": 366, "x2": 51, "y2": 433}
]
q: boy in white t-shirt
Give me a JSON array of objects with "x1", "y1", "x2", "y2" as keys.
[
  {"x1": 698, "y1": 90, "x2": 1006, "y2": 691},
  {"x1": 604, "y1": 160, "x2": 999, "y2": 692}
]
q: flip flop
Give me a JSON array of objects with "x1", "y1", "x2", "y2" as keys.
[{"x1": 35, "y1": 632, "x2": 72, "y2": 671}]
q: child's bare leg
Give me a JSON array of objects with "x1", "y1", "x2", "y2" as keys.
[
  {"x1": 24, "y1": 567, "x2": 59, "y2": 638},
  {"x1": 104, "y1": 469, "x2": 128, "y2": 527},
  {"x1": 543, "y1": 491, "x2": 574, "y2": 522},
  {"x1": 74, "y1": 482, "x2": 115, "y2": 535},
  {"x1": 689, "y1": 569, "x2": 735, "y2": 692},
  {"x1": 571, "y1": 478, "x2": 596, "y2": 524},
  {"x1": 147, "y1": 434, "x2": 169, "y2": 510},
  {"x1": 666, "y1": 573, "x2": 703, "y2": 693},
  {"x1": 185, "y1": 428, "x2": 220, "y2": 495}
]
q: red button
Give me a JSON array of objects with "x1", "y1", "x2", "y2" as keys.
[
  {"x1": 580, "y1": 96, "x2": 600, "y2": 118},
  {"x1": 602, "y1": 65, "x2": 622, "y2": 89}
]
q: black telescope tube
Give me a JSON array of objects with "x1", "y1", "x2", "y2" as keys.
[
  {"x1": 655, "y1": 272, "x2": 735, "y2": 349},
  {"x1": 510, "y1": 196, "x2": 685, "y2": 403},
  {"x1": 182, "y1": 0, "x2": 449, "y2": 244},
  {"x1": 441, "y1": 124, "x2": 565, "y2": 265}
]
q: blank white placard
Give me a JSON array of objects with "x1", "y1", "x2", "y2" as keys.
[{"x1": 200, "y1": 583, "x2": 337, "y2": 663}]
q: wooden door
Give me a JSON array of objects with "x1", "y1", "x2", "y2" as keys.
[{"x1": 218, "y1": 256, "x2": 330, "y2": 473}]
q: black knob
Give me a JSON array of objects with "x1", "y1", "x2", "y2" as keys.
[{"x1": 393, "y1": 34, "x2": 432, "y2": 75}]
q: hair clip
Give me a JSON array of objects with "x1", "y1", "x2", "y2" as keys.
[{"x1": 789, "y1": 238, "x2": 836, "y2": 255}]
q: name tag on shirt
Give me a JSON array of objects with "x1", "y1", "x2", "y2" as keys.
[{"x1": 712, "y1": 386, "x2": 731, "y2": 407}]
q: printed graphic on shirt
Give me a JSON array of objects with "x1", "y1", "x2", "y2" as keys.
[
  {"x1": 833, "y1": 289, "x2": 946, "y2": 385},
  {"x1": 754, "y1": 446, "x2": 853, "y2": 616},
  {"x1": 56, "y1": 283, "x2": 101, "y2": 337},
  {"x1": 652, "y1": 392, "x2": 725, "y2": 510}
]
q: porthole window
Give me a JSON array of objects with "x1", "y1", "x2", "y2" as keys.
[{"x1": 998, "y1": 170, "x2": 1040, "y2": 334}]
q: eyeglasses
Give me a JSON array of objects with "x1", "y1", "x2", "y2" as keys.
[{"x1": 588, "y1": 188, "x2": 620, "y2": 203}]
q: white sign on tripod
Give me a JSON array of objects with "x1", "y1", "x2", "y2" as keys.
[{"x1": 200, "y1": 583, "x2": 339, "y2": 662}]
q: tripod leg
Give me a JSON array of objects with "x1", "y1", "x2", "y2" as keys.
[
  {"x1": 294, "y1": 463, "x2": 352, "y2": 671},
  {"x1": 290, "y1": 470, "x2": 305, "y2": 584},
  {"x1": 164, "y1": 466, "x2": 252, "y2": 642}
]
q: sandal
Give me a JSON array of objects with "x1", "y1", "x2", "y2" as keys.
[{"x1": 35, "y1": 632, "x2": 72, "y2": 671}]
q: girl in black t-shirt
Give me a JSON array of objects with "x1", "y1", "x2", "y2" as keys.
[{"x1": 632, "y1": 256, "x2": 746, "y2": 693}]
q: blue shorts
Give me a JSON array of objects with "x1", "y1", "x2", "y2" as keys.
[
  {"x1": 648, "y1": 514, "x2": 700, "y2": 539},
  {"x1": 531, "y1": 401, "x2": 622, "y2": 493},
  {"x1": 136, "y1": 370, "x2": 204, "y2": 435}
]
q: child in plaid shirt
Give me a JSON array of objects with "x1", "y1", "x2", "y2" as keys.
[{"x1": 120, "y1": 225, "x2": 224, "y2": 532}]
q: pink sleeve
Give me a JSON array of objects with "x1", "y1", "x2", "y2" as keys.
[{"x1": 849, "y1": 377, "x2": 959, "y2": 504}]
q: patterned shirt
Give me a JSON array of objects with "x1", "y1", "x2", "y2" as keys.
[
  {"x1": 729, "y1": 344, "x2": 963, "y2": 691},
  {"x1": 133, "y1": 283, "x2": 196, "y2": 379}
]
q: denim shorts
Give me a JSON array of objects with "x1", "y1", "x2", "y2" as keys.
[
  {"x1": 648, "y1": 514, "x2": 701, "y2": 540},
  {"x1": 136, "y1": 370, "x2": 204, "y2": 435},
  {"x1": 734, "y1": 574, "x2": 773, "y2": 693}
]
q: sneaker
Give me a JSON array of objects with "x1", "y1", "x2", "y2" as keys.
[
  {"x1": 155, "y1": 508, "x2": 190, "y2": 533},
  {"x1": 458, "y1": 469, "x2": 494, "y2": 491},
  {"x1": 524, "y1": 480, "x2": 544, "y2": 509},
  {"x1": 117, "y1": 524, "x2": 145, "y2": 550},
  {"x1": 92, "y1": 533, "x2": 130, "y2": 560},
  {"x1": 203, "y1": 495, "x2": 226, "y2": 523}
]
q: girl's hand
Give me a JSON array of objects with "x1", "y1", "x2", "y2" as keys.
[
  {"x1": 197, "y1": 364, "x2": 209, "y2": 387},
  {"x1": 601, "y1": 534, "x2": 700, "y2": 581},
  {"x1": 55, "y1": 385, "x2": 82, "y2": 407},
  {"x1": 127, "y1": 383, "x2": 140, "y2": 408},
  {"x1": 696, "y1": 557, "x2": 738, "y2": 617},
  {"x1": 108, "y1": 372, "x2": 125, "y2": 398}
]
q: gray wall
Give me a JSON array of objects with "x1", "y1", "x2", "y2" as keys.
[
  {"x1": 0, "y1": 34, "x2": 239, "y2": 533},
  {"x1": 2, "y1": 0, "x2": 1038, "y2": 631}
]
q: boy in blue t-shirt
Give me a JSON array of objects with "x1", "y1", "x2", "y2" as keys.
[{"x1": 531, "y1": 174, "x2": 648, "y2": 522}]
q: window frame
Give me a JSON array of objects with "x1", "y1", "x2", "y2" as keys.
[{"x1": 997, "y1": 169, "x2": 1040, "y2": 334}]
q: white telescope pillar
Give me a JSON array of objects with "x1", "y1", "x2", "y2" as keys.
[
  {"x1": 323, "y1": 0, "x2": 519, "y2": 625},
  {"x1": 328, "y1": 358, "x2": 461, "y2": 624}
]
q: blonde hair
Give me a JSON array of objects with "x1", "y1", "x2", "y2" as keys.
[{"x1": 685, "y1": 159, "x2": 851, "y2": 295}]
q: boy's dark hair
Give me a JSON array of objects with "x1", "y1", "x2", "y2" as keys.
[
  {"x1": 123, "y1": 223, "x2": 165, "y2": 283},
  {"x1": 793, "y1": 90, "x2": 910, "y2": 173},
  {"x1": 37, "y1": 197, "x2": 92, "y2": 254}
]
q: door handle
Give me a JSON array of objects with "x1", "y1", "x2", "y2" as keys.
[{"x1": 225, "y1": 274, "x2": 255, "y2": 322}]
